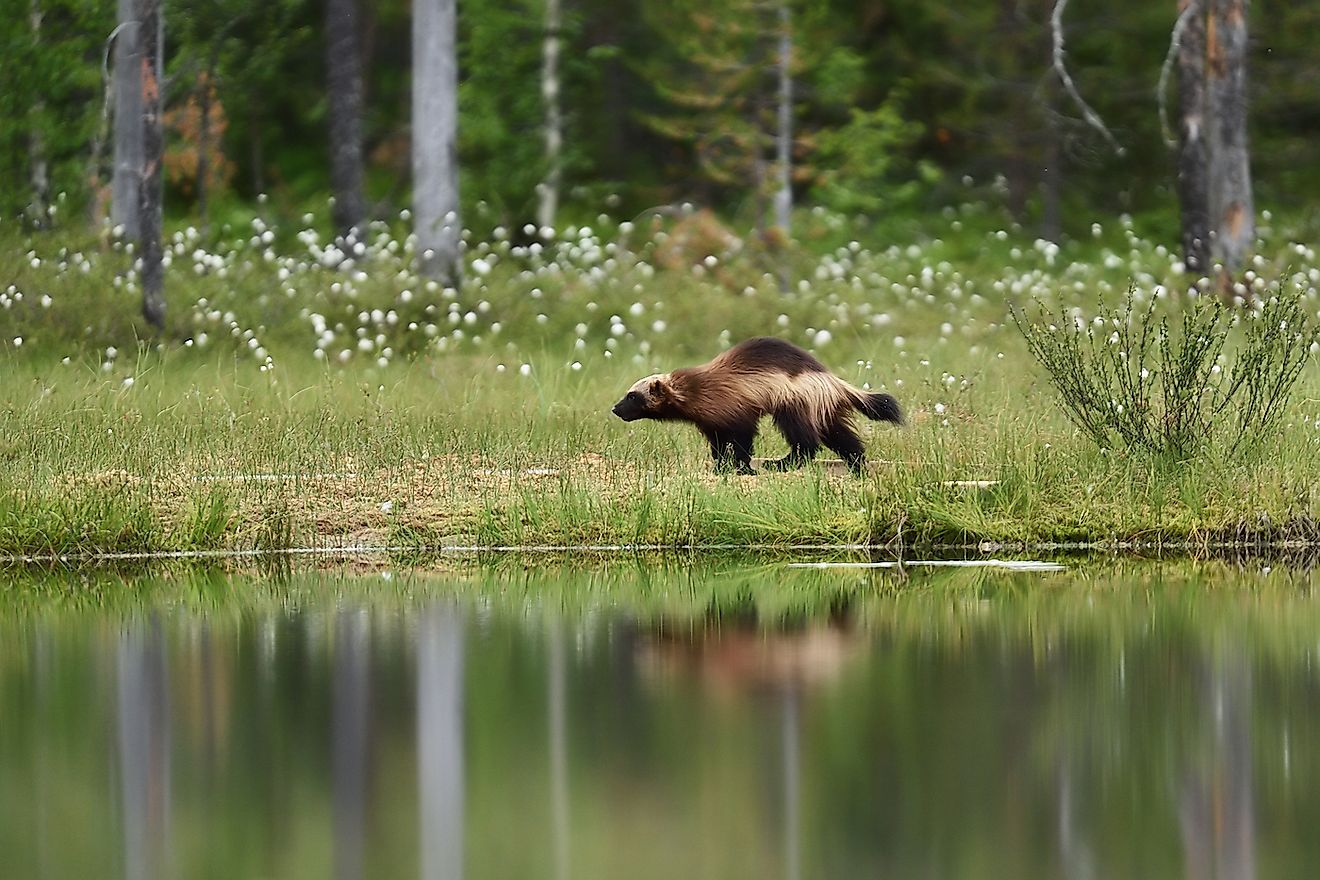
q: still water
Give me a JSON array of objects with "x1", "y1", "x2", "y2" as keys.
[{"x1": 3, "y1": 559, "x2": 1320, "y2": 879}]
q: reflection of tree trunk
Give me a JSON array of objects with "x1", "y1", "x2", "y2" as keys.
[
  {"x1": 34, "y1": 628, "x2": 53, "y2": 879},
  {"x1": 117, "y1": 617, "x2": 171, "y2": 880},
  {"x1": 418, "y1": 606, "x2": 465, "y2": 880},
  {"x1": 1178, "y1": 652, "x2": 1256, "y2": 880},
  {"x1": 334, "y1": 610, "x2": 372, "y2": 880},
  {"x1": 781, "y1": 686, "x2": 801, "y2": 880},
  {"x1": 1056, "y1": 758, "x2": 1096, "y2": 880},
  {"x1": 112, "y1": 0, "x2": 143, "y2": 240},
  {"x1": 548, "y1": 619, "x2": 570, "y2": 880}
]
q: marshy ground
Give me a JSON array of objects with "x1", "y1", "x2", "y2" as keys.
[{"x1": 3, "y1": 206, "x2": 1320, "y2": 559}]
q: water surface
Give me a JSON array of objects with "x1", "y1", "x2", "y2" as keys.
[{"x1": 3, "y1": 560, "x2": 1319, "y2": 879}]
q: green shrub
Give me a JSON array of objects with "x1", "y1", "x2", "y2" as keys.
[{"x1": 1012, "y1": 280, "x2": 1320, "y2": 460}]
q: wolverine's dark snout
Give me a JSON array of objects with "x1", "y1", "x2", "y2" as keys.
[{"x1": 612, "y1": 392, "x2": 645, "y2": 421}]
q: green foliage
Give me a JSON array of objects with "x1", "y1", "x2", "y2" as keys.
[
  {"x1": 1013, "y1": 282, "x2": 1320, "y2": 460},
  {"x1": 810, "y1": 97, "x2": 935, "y2": 216}
]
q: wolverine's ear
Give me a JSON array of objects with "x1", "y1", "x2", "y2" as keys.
[{"x1": 649, "y1": 378, "x2": 673, "y2": 402}]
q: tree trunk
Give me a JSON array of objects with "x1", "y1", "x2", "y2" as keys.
[
  {"x1": 413, "y1": 0, "x2": 462, "y2": 284},
  {"x1": 27, "y1": 0, "x2": 50, "y2": 227},
  {"x1": 1205, "y1": 0, "x2": 1254, "y2": 276},
  {"x1": 537, "y1": 0, "x2": 563, "y2": 232},
  {"x1": 327, "y1": 0, "x2": 367, "y2": 237},
  {"x1": 1040, "y1": 87, "x2": 1063, "y2": 243},
  {"x1": 197, "y1": 74, "x2": 212, "y2": 238},
  {"x1": 138, "y1": 0, "x2": 165, "y2": 330},
  {"x1": 772, "y1": 0, "x2": 792, "y2": 238},
  {"x1": 112, "y1": 0, "x2": 144, "y2": 240},
  {"x1": 1176, "y1": 0, "x2": 1210, "y2": 276}
]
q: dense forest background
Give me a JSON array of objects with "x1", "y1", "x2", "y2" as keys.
[{"x1": 0, "y1": 0, "x2": 1316, "y2": 245}]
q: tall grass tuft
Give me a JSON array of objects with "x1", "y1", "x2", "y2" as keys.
[{"x1": 1012, "y1": 280, "x2": 1320, "y2": 460}]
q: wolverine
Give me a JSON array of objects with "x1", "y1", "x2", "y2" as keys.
[{"x1": 612, "y1": 337, "x2": 903, "y2": 475}]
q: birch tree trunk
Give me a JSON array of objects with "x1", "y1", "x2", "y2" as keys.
[
  {"x1": 1175, "y1": 0, "x2": 1210, "y2": 275},
  {"x1": 327, "y1": 0, "x2": 367, "y2": 238},
  {"x1": 28, "y1": 0, "x2": 50, "y2": 226},
  {"x1": 537, "y1": 0, "x2": 563, "y2": 232},
  {"x1": 1205, "y1": 0, "x2": 1254, "y2": 275},
  {"x1": 413, "y1": 0, "x2": 462, "y2": 284},
  {"x1": 112, "y1": 0, "x2": 143, "y2": 240},
  {"x1": 138, "y1": 0, "x2": 166, "y2": 330},
  {"x1": 772, "y1": 0, "x2": 792, "y2": 238}
]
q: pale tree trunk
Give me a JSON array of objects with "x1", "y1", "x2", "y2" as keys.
[
  {"x1": 28, "y1": 0, "x2": 50, "y2": 226},
  {"x1": 112, "y1": 0, "x2": 143, "y2": 240},
  {"x1": 1176, "y1": 0, "x2": 1210, "y2": 275},
  {"x1": 413, "y1": 0, "x2": 462, "y2": 284},
  {"x1": 537, "y1": 0, "x2": 563, "y2": 232},
  {"x1": 138, "y1": 0, "x2": 165, "y2": 330},
  {"x1": 1205, "y1": 0, "x2": 1254, "y2": 275},
  {"x1": 327, "y1": 0, "x2": 367, "y2": 237},
  {"x1": 772, "y1": 0, "x2": 792, "y2": 238}
]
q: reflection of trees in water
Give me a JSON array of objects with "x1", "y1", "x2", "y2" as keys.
[
  {"x1": 637, "y1": 621, "x2": 860, "y2": 880},
  {"x1": 418, "y1": 605, "x2": 465, "y2": 880},
  {"x1": 548, "y1": 616, "x2": 570, "y2": 880},
  {"x1": 117, "y1": 615, "x2": 172, "y2": 880},
  {"x1": 1179, "y1": 650, "x2": 1256, "y2": 880},
  {"x1": 334, "y1": 609, "x2": 372, "y2": 880}
]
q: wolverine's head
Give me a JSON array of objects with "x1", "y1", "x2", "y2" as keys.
[{"x1": 612, "y1": 373, "x2": 676, "y2": 421}]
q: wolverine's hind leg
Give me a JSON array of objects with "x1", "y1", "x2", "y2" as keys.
[
  {"x1": 704, "y1": 426, "x2": 757, "y2": 475},
  {"x1": 822, "y1": 421, "x2": 867, "y2": 475},
  {"x1": 764, "y1": 410, "x2": 821, "y2": 471}
]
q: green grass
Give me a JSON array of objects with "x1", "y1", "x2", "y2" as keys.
[{"x1": 2, "y1": 206, "x2": 1320, "y2": 557}]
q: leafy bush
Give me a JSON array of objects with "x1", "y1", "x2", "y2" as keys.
[{"x1": 1012, "y1": 281, "x2": 1320, "y2": 459}]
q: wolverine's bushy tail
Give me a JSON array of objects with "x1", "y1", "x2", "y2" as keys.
[{"x1": 854, "y1": 391, "x2": 904, "y2": 425}]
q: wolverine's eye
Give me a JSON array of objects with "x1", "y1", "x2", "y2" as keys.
[{"x1": 627, "y1": 391, "x2": 643, "y2": 403}]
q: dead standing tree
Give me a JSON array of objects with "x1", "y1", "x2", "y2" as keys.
[
  {"x1": 138, "y1": 0, "x2": 166, "y2": 330},
  {"x1": 1168, "y1": 0, "x2": 1254, "y2": 285},
  {"x1": 327, "y1": 0, "x2": 367, "y2": 239}
]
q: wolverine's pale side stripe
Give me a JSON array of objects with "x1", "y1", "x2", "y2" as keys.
[{"x1": 632, "y1": 369, "x2": 865, "y2": 432}]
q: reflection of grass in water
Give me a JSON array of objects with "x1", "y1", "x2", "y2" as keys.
[{"x1": 4, "y1": 557, "x2": 1320, "y2": 646}]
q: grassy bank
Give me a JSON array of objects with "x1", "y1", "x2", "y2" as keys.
[{"x1": 2, "y1": 207, "x2": 1320, "y2": 557}]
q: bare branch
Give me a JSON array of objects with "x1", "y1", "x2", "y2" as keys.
[
  {"x1": 1051, "y1": 0, "x2": 1125, "y2": 156},
  {"x1": 1158, "y1": 1, "x2": 1197, "y2": 148}
]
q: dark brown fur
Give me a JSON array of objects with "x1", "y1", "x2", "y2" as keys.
[{"x1": 612, "y1": 337, "x2": 903, "y2": 475}]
